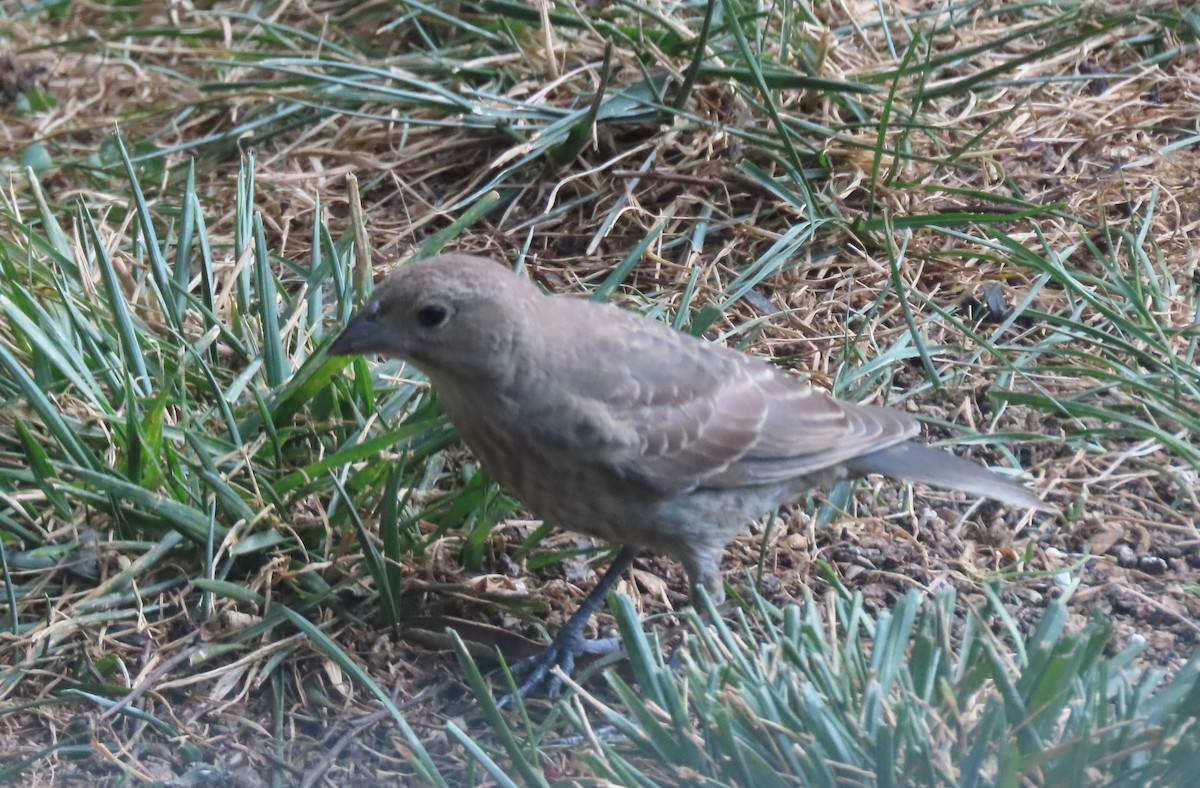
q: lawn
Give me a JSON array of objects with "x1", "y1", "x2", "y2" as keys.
[{"x1": 0, "y1": 0, "x2": 1197, "y2": 784}]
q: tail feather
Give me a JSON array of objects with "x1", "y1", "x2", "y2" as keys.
[{"x1": 845, "y1": 442, "x2": 1055, "y2": 513}]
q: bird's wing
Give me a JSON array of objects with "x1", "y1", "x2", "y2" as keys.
[{"x1": 537, "y1": 302, "x2": 918, "y2": 494}]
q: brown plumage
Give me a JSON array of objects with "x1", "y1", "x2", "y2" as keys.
[{"x1": 330, "y1": 253, "x2": 1053, "y2": 693}]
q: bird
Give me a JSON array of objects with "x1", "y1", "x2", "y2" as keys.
[{"x1": 329, "y1": 253, "x2": 1054, "y2": 697}]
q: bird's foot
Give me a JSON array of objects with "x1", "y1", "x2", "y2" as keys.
[
  {"x1": 497, "y1": 629, "x2": 621, "y2": 707},
  {"x1": 494, "y1": 547, "x2": 637, "y2": 708}
]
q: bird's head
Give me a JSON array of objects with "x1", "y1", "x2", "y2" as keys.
[{"x1": 329, "y1": 254, "x2": 538, "y2": 379}]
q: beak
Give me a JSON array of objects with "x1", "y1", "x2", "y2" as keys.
[{"x1": 328, "y1": 313, "x2": 378, "y2": 357}]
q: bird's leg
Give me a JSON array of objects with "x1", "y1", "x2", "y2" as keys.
[
  {"x1": 499, "y1": 546, "x2": 637, "y2": 704},
  {"x1": 682, "y1": 543, "x2": 726, "y2": 605}
]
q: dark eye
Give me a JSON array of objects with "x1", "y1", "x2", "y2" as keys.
[{"x1": 416, "y1": 304, "x2": 450, "y2": 329}]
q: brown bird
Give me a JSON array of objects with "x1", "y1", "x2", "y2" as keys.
[{"x1": 329, "y1": 253, "x2": 1053, "y2": 696}]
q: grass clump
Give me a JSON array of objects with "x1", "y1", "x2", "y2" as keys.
[
  {"x1": 528, "y1": 584, "x2": 1200, "y2": 787},
  {"x1": 0, "y1": 0, "x2": 1198, "y2": 784}
]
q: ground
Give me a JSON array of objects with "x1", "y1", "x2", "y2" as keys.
[{"x1": 0, "y1": 1, "x2": 1197, "y2": 785}]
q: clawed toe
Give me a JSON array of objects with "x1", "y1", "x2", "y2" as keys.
[
  {"x1": 510, "y1": 642, "x2": 578, "y2": 701},
  {"x1": 492, "y1": 548, "x2": 637, "y2": 708},
  {"x1": 496, "y1": 633, "x2": 622, "y2": 707}
]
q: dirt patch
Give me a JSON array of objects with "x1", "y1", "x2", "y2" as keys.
[{"x1": 1, "y1": 1, "x2": 1198, "y2": 785}]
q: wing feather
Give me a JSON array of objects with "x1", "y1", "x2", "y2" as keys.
[{"x1": 534, "y1": 300, "x2": 918, "y2": 494}]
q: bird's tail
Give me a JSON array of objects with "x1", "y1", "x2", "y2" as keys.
[{"x1": 845, "y1": 441, "x2": 1055, "y2": 512}]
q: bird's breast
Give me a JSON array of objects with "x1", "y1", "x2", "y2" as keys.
[{"x1": 439, "y1": 389, "x2": 654, "y2": 541}]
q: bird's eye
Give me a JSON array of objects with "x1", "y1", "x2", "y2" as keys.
[{"x1": 416, "y1": 304, "x2": 450, "y2": 329}]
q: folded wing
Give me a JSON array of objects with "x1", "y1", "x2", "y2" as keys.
[{"x1": 542, "y1": 302, "x2": 918, "y2": 494}]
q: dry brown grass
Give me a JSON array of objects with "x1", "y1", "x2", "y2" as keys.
[{"x1": 1, "y1": 0, "x2": 1197, "y2": 784}]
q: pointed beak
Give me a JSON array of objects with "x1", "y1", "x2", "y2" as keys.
[{"x1": 328, "y1": 313, "x2": 378, "y2": 357}]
